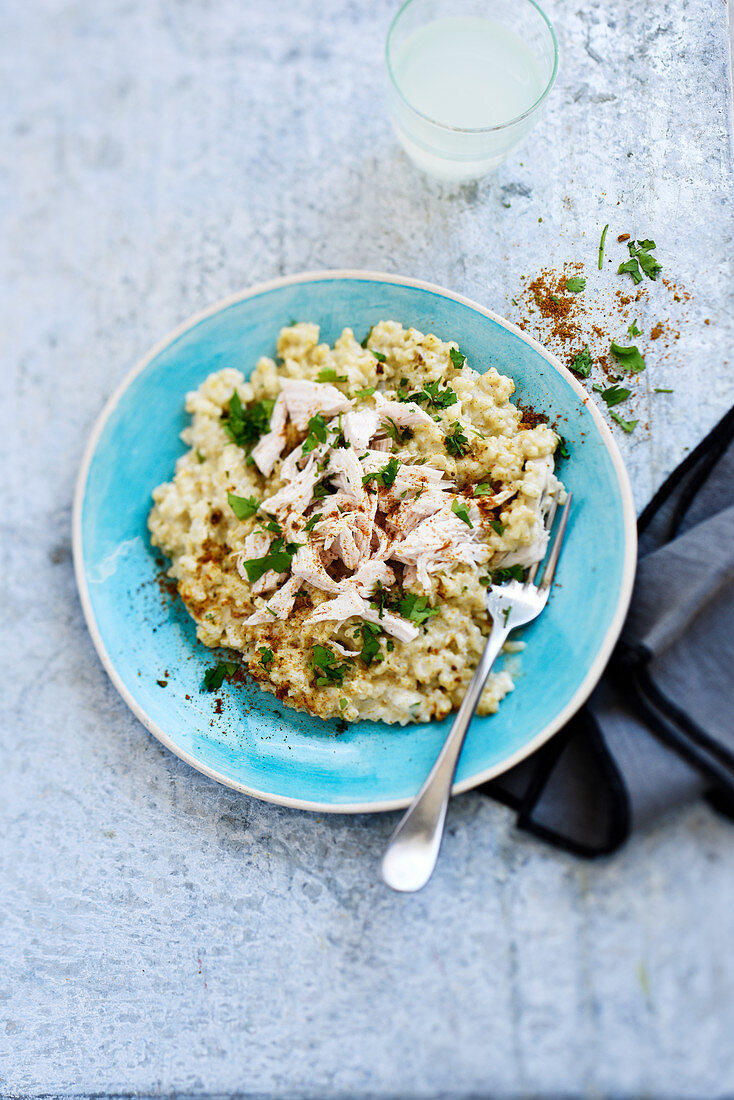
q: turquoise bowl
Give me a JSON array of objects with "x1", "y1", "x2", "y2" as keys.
[{"x1": 73, "y1": 272, "x2": 636, "y2": 812}]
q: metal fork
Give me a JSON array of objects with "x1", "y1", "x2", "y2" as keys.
[{"x1": 381, "y1": 493, "x2": 573, "y2": 893}]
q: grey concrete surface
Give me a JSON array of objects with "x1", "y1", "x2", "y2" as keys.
[{"x1": 2, "y1": 0, "x2": 734, "y2": 1096}]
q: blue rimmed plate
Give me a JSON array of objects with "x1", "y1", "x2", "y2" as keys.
[{"x1": 73, "y1": 271, "x2": 636, "y2": 812}]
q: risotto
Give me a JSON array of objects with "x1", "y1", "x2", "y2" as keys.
[{"x1": 148, "y1": 320, "x2": 564, "y2": 724}]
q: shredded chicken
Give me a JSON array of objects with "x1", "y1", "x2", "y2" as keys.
[
  {"x1": 278, "y1": 378, "x2": 352, "y2": 430},
  {"x1": 305, "y1": 589, "x2": 419, "y2": 642},
  {"x1": 245, "y1": 576, "x2": 301, "y2": 624},
  {"x1": 237, "y1": 373, "x2": 558, "y2": 651},
  {"x1": 250, "y1": 393, "x2": 287, "y2": 476}
]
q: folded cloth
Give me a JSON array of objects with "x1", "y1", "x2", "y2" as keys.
[{"x1": 481, "y1": 405, "x2": 734, "y2": 856}]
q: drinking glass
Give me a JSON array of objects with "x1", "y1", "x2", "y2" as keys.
[{"x1": 385, "y1": 0, "x2": 558, "y2": 182}]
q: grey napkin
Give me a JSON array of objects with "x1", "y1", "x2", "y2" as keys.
[{"x1": 482, "y1": 406, "x2": 734, "y2": 855}]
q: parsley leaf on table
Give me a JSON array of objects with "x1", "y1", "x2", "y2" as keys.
[
  {"x1": 637, "y1": 249, "x2": 662, "y2": 280},
  {"x1": 600, "y1": 384, "x2": 632, "y2": 407},
  {"x1": 610, "y1": 342, "x2": 646, "y2": 373},
  {"x1": 618, "y1": 258, "x2": 643, "y2": 285},
  {"x1": 565, "y1": 276, "x2": 586, "y2": 293},
  {"x1": 569, "y1": 346, "x2": 593, "y2": 377},
  {"x1": 628, "y1": 319, "x2": 642, "y2": 337},
  {"x1": 610, "y1": 412, "x2": 639, "y2": 433}
]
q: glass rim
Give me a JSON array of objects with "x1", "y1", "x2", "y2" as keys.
[{"x1": 385, "y1": 0, "x2": 559, "y2": 135}]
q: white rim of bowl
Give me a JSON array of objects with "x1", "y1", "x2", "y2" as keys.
[
  {"x1": 385, "y1": 0, "x2": 559, "y2": 135},
  {"x1": 73, "y1": 269, "x2": 637, "y2": 815}
]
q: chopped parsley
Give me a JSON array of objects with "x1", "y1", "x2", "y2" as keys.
[
  {"x1": 313, "y1": 478, "x2": 335, "y2": 500},
  {"x1": 489, "y1": 519, "x2": 505, "y2": 536},
  {"x1": 303, "y1": 512, "x2": 323, "y2": 532},
  {"x1": 227, "y1": 492, "x2": 260, "y2": 520},
  {"x1": 261, "y1": 519, "x2": 283, "y2": 535},
  {"x1": 492, "y1": 564, "x2": 526, "y2": 583},
  {"x1": 410, "y1": 380, "x2": 458, "y2": 410},
  {"x1": 302, "y1": 413, "x2": 328, "y2": 453},
  {"x1": 451, "y1": 499, "x2": 473, "y2": 527},
  {"x1": 565, "y1": 276, "x2": 586, "y2": 293},
  {"x1": 258, "y1": 647, "x2": 274, "y2": 669},
  {"x1": 339, "y1": 698, "x2": 348, "y2": 710},
  {"x1": 383, "y1": 417, "x2": 413, "y2": 445},
  {"x1": 317, "y1": 369, "x2": 347, "y2": 383},
  {"x1": 610, "y1": 341, "x2": 646, "y2": 373},
  {"x1": 628, "y1": 319, "x2": 642, "y2": 338},
  {"x1": 618, "y1": 258, "x2": 643, "y2": 285},
  {"x1": 360, "y1": 327, "x2": 373, "y2": 349},
  {"x1": 637, "y1": 249, "x2": 662, "y2": 280},
  {"x1": 398, "y1": 592, "x2": 440, "y2": 625},
  {"x1": 654, "y1": 387, "x2": 674, "y2": 394},
  {"x1": 569, "y1": 345, "x2": 593, "y2": 378},
  {"x1": 444, "y1": 422, "x2": 470, "y2": 457},
  {"x1": 352, "y1": 386, "x2": 376, "y2": 398},
  {"x1": 359, "y1": 622, "x2": 383, "y2": 666},
  {"x1": 600, "y1": 384, "x2": 631, "y2": 407},
  {"x1": 371, "y1": 349, "x2": 387, "y2": 363},
  {"x1": 473, "y1": 482, "x2": 494, "y2": 496},
  {"x1": 610, "y1": 412, "x2": 639, "y2": 433},
  {"x1": 370, "y1": 580, "x2": 389, "y2": 619},
  {"x1": 196, "y1": 449, "x2": 206, "y2": 463},
  {"x1": 223, "y1": 391, "x2": 274, "y2": 452},
  {"x1": 502, "y1": 607, "x2": 512, "y2": 627},
  {"x1": 598, "y1": 223, "x2": 609, "y2": 269},
  {"x1": 619, "y1": 239, "x2": 662, "y2": 284},
  {"x1": 310, "y1": 645, "x2": 349, "y2": 687},
  {"x1": 362, "y1": 456, "x2": 400, "y2": 490},
  {"x1": 556, "y1": 435, "x2": 571, "y2": 459},
  {"x1": 449, "y1": 347, "x2": 466, "y2": 369},
  {"x1": 241, "y1": 537, "x2": 299, "y2": 583},
  {"x1": 202, "y1": 661, "x2": 237, "y2": 692}
]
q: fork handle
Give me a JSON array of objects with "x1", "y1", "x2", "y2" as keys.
[{"x1": 381, "y1": 621, "x2": 511, "y2": 893}]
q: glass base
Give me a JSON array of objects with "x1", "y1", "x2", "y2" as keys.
[{"x1": 393, "y1": 122, "x2": 515, "y2": 182}]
